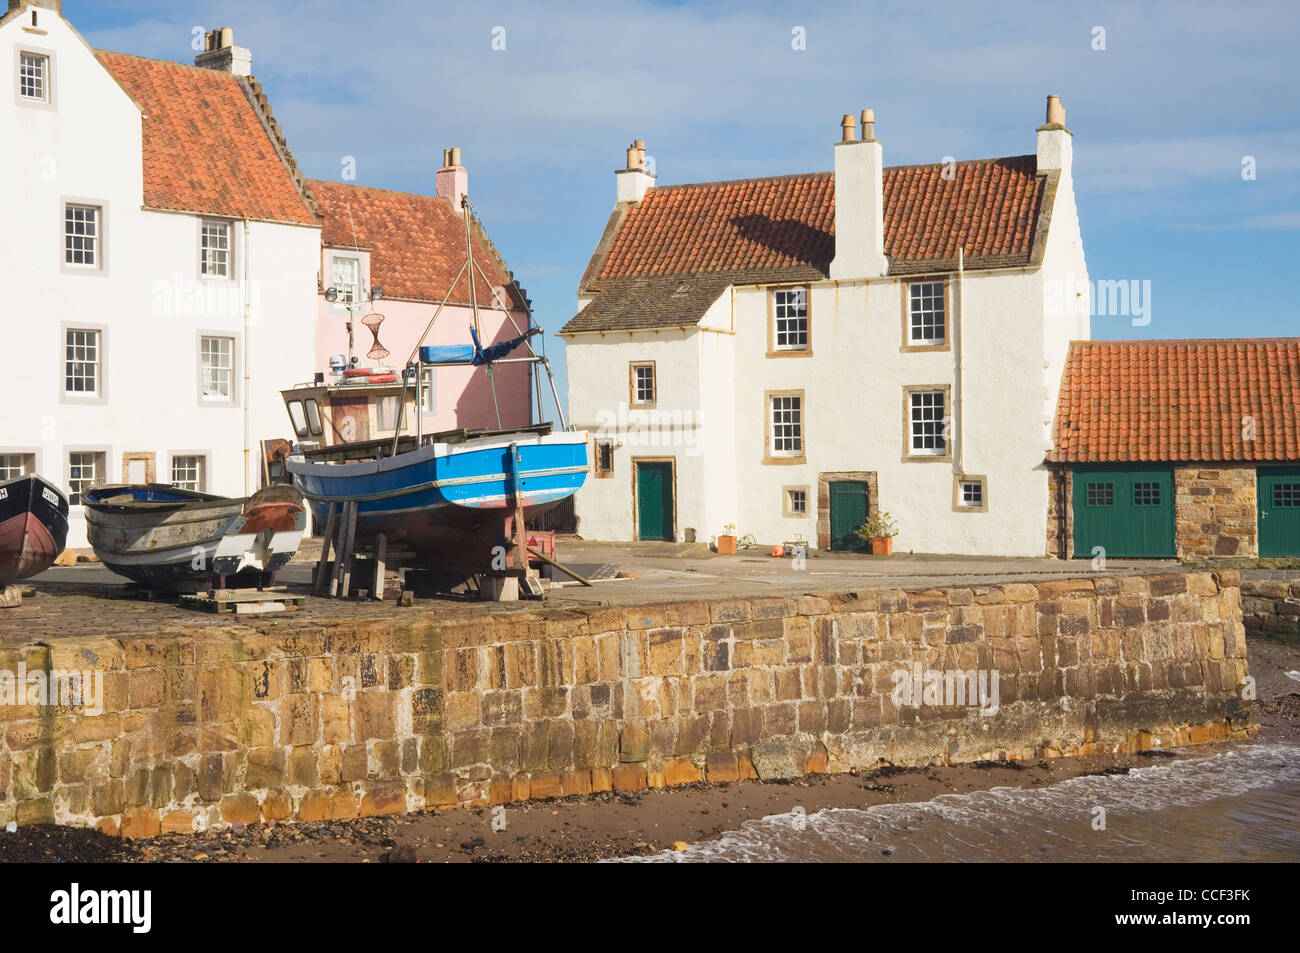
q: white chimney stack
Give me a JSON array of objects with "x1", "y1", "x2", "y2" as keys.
[
  {"x1": 615, "y1": 139, "x2": 655, "y2": 203},
  {"x1": 437, "y1": 147, "x2": 468, "y2": 214},
  {"x1": 7, "y1": 0, "x2": 62, "y2": 14},
  {"x1": 1036, "y1": 94, "x2": 1072, "y2": 176},
  {"x1": 194, "y1": 27, "x2": 252, "y2": 77},
  {"x1": 830, "y1": 109, "x2": 888, "y2": 280}
]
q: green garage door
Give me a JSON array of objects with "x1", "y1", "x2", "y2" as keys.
[
  {"x1": 1072, "y1": 466, "x2": 1174, "y2": 558},
  {"x1": 1259, "y1": 467, "x2": 1300, "y2": 557}
]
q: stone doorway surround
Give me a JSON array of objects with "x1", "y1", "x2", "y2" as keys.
[{"x1": 816, "y1": 470, "x2": 878, "y2": 550}]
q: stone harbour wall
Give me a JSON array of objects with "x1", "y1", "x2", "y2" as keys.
[
  {"x1": 0, "y1": 571, "x2": 1254, "y2": 835},
  {"x1": 1240, "y1": 576, "x2": 1300, "y2": 643}
]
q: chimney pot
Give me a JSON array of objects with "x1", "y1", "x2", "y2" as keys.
[
  {"x1": 1045, "y1": 94, "x2": 1066, "y2": 127},
  {"x1": 841, "y1": 114, "x2": 857, "y2": 143},
  {"x1": 449, "y1": 146, "x2": 462, "y2": 167},
  {"x1": 860, "y1": 108, "x2": 876, "y2": 141}
]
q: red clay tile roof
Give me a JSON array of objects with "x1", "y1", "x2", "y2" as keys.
[
  {"x1": 96, "y1": 51, "x2": 316, "y2": 226},
  {"x1": 1051, "y1": 339, "x2": 1300, "y2": 463},
  {"x1": 587, "y1": 156, "x2": 1046, "y2": 286},
  {"x1": 307, "y1": 180, "x2": 525, "y2": 308}
]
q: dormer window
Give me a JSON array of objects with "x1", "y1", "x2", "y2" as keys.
[{"x1": 19, "y1": 52, "x2": 48, "y2": 102}]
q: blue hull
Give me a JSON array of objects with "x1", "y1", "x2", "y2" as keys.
[{"x1": 286, "y1": 430, "x2": 588, "y2": 569}]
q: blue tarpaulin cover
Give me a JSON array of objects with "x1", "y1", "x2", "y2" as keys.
[
  {"x1": 419, "y1": 344, "x2": 477, "y2": 364},
  {"x1": 420, "y1": 327, "x2": 540, "y2": 367}
]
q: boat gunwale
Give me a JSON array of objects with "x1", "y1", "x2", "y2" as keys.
[
  {"x1": 285, "y1": 429, "x2": 590, "y2": 481},
  {"x1": 82, "y1": 484, "x2": 243, "y2": 516}
]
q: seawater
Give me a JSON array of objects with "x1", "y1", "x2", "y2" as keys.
[{"x1": 616, "y1": 742, "x2": 1300, "y2": 863}]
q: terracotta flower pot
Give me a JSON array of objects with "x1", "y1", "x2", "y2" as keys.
[
  {"x1": 717, "y1": 535, "x2": 737, "y2": 555},
  {"x1": 870, "y1": 536, "x2": 893, "y2": 556}
]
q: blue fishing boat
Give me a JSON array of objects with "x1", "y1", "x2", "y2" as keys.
[
  {"x1": 285, "y1": 427, "x2": 587, "y2": 571},
  {"x1": 282, "y1": 192, "x2": 588, "y2": 589}
]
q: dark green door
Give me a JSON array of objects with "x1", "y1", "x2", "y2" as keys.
[
  {"x1": 1072, "y1": 466, "x2": 1174, "y2": 558},
  {"x1": 635, "y1": 462, "x2": 674, "y2": 541},
  {"x1": 829, "y1": 481, "x2": 869, "y2": 551},
  {"x1": 1259, "y1": 467, "x2": 1300, "y2": 557}
]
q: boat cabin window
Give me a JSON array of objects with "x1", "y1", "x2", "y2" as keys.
[
  {"x1": 304, "y1": 399, "x2": 323, "y2": 436},
  {"x1": 288, "y1": 400, "x2": 309, "y2": 437}
]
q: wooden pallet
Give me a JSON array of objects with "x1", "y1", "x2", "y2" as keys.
[{"x1": 179, "y1": 588, "x2": 306, "y2": 614}]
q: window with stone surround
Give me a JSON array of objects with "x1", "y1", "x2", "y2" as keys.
[
  {"x1": 630, "y1": 362, "x2": 656, "y2": 406},
  {"x1": 908, "y1": 390, "x2": 945, "y2": 455},
  {"x1": 64, "y1": 204, "x2": 100, "y2": 268},
  {"x1": 771, "y1": 287, "x2": 809, "y2": 351},
  {"x1": 0, "y1": 454, "x2": 34, "y2": 480},
  {"x1": 201, "y1": 220, "x2": 232, "y2": 277},
  {"x1": 19, "y1": 51, "x2": 48, "y2": 102},
  {"x1": 200, "y1": 335, "x2": 234, "y2": 401},
  {"x1": 68, "y1": 451, "x2": 104, "y2": 505},
  {"x1": 65, "y1": 328, "x2": 101, "y2": 395},
  {"x1": 769, "y1": 394, "x2": 803, "y2": 458},
  {"x1": 171, "y1": 455, "x2": 204, "y2": 491}
]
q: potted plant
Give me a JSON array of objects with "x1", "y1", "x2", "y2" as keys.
[
  {"x1": 855, "y1": 512, "x2": 898, "y2": 555},
  {"x1": 716, "y1": 522, "x2": 738, "y2": 555}
]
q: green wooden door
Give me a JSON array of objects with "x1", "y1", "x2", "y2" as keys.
[
  {"x1": 1259, "y1": 467, "x2": 1300, "y2": 557},
  {"x1": 635, "y1": 462, "x2": 674, "y2": 541},
  {"x1": 829, "y1": 481, "x2": 869, "y2": 551},
  {"x1": 1072, "y1": 466, "x2": 1174, "y2": 558}
]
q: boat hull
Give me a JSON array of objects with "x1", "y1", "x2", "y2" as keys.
[
  {"x1": 286, "y1": 429, "x2": 588, "y2": 570},
  {"x1": 0, "y1": 474, "x2": 70, "y2": 585},
  {"x1": 84, "y1": 484, "x2": 306, "y2": 590}
]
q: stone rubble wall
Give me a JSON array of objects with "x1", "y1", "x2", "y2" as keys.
[
  {"x1": 1240, "y1": 576, "x2": 1300, "y2": 642},
  {"x1": 0, "y1": 571, "x2": 1254, "y2": 836},
  {"x1": 1175, "y1": 466, "x2": 1258, "y2": 559}
]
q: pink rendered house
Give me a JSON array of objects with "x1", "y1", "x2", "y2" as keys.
[{"x1": 305, "y1": 153, "x2": 533, "y2": 435}]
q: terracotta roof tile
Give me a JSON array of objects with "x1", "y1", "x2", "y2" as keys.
[
  {"x1": 308, "y1": 180, "x2": 523, "y2": 308},
  {"x1": 1050, "y1": 339, "x2": 1300, "y2": 463},
  {"x1": 591, "y1": 156, "x2": 1045, "y2": 284},
  {"x1": 96, "y1": 51, "x2": 316, "y2": 225}
]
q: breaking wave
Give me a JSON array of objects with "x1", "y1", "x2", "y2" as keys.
[{"x1": 615, "y1": 742, "x2": 1300, "y2": 863}]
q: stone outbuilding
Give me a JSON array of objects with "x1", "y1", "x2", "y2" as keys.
[{"x1": 1047, "y1": 338, "x2": 1300, "y2": 559}]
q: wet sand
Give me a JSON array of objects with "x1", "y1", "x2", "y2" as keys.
[{"x1": 3, "y1": 635, "x2": 1296, "y2": 864}]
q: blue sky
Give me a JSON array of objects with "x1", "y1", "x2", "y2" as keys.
[{"x1": 70, "y1": 0, "x2": 1299, "y2": 420}]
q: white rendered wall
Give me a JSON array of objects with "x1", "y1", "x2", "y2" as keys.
[{"x1": 0, "y1": 11, "x2": 319, "y2": 547}]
